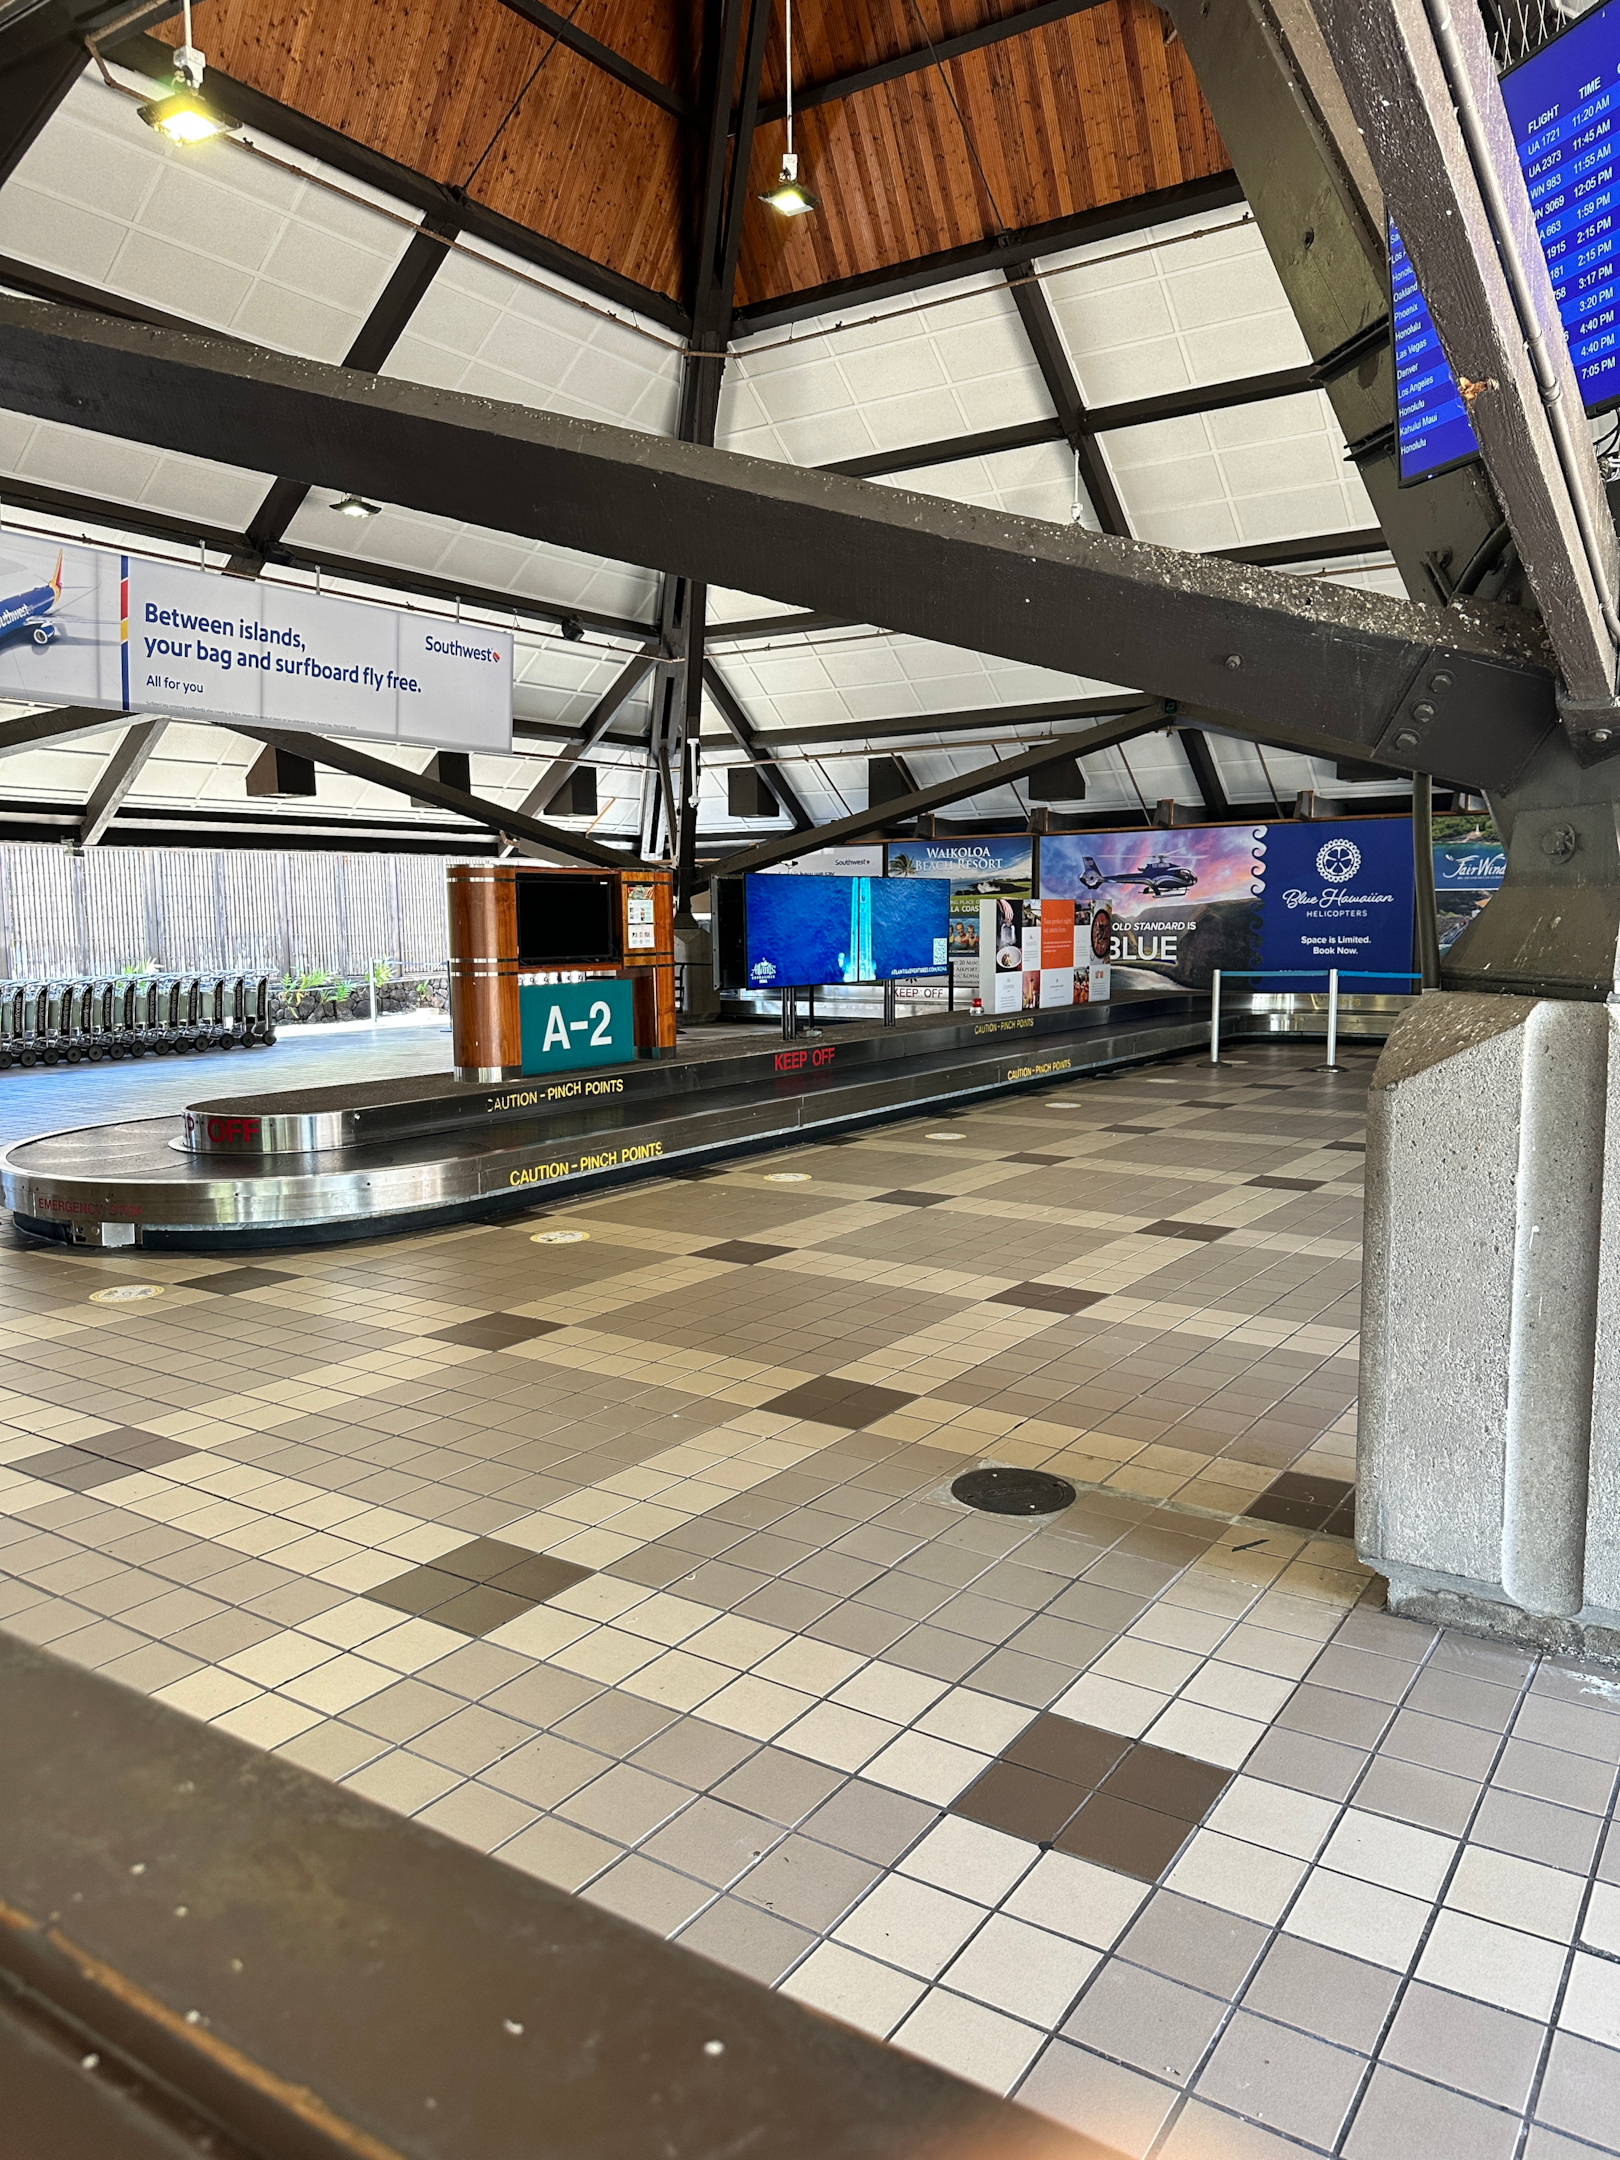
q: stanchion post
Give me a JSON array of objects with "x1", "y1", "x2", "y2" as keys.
[
  {"x1": 1326, "y1": 968, "x2": 1339, "y2": 1070},
  {"x1": 1210, "y1": 969, "x2": 1221, "y2": 1065},
  {"x1": 781, "y1": 988, "x2": 795, "y2": 1042}
]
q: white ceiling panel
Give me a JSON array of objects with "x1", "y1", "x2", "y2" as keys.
[
  {"x1": 0, "y1": 407, "x2": 274, "y2": 530},
  {"x1": 721, "y1": 275, "x2": 1052, "y2": 466},
  {"x1": 384, "y1": 238, "x2": 682, "y2": 434},
  {"x1": 278, "y1": 496, "x2": 661, "y2": 625},
  {"x1": 1039, "y1": 210, "x2": 1311, "y2": 407},
  {"x1": 1106, "y1": 389, "x2": 1373, "y2": 550},
  {"x1": 0, "y1": 74, "x2": 412, "y2": 362}
]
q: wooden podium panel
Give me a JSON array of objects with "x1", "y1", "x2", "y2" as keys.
[{"x1": 447, "y1": 866, "x2": 675, "y2": 1082}]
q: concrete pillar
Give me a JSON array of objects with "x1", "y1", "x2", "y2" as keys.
[{"x1": 1361, "y1": 991, "x2": 1619, "y2": 1658}]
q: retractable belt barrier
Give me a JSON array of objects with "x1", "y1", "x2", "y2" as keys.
[{"x1": 0, "y1": 973, "x2": 276, "y2": 1068}]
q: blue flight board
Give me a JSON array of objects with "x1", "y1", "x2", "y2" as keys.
[
  {"x1": 1392, "y1": 221, "x2": 1482, "y2": 481},
  {"x1": 1395, "y1": 0, "x2": 1620, "y2": 483},
  {"x1": 1503, "y1": 0, "x2": 1620, "y2": 412}
]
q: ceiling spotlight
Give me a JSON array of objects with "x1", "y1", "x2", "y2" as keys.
[
  {"x1": 560, "y1": 617, "x2": 585, "y2": 642},
  {"x1": 759, "y1": 0, "x2": 818, "y2": 217},
  {"x1": 138, "y1": 88, "x2": 239, "y2": 144},
  {"x1": 332, "y1": 494, "x2": 381, "y2": 519},
  {"x1": 137, "y1": 0, "x2": 237, "y2": 145},
  {"x1": 760, "y1": 153, "x2": 820, "y2": 217}
]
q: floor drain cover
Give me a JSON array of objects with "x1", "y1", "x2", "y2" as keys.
[{"x1": 951, "y1": 1466, "x2": 1077, "y2": 1516}]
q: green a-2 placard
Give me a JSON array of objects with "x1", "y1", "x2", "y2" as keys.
[{"x1": 518, "y1": 979, "x2": 634, "y2": 1074}]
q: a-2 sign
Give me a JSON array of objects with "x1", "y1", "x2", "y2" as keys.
[{"x1": 518, "y1": 979, "x2": 635, "y2": 1075}]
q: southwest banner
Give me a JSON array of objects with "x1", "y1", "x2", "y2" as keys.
[{"x1": 0, "y1": 534, "x2": 512, "y2": 752}]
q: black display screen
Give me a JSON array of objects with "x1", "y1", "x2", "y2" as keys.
[
  {"x1": 712, "y1": 877, "x2": 747, "y2": 991},
  {"x1": 515, "y1": 874, "x2": 619, "y2": 964}
]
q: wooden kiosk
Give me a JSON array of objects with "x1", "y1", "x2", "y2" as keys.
[{"x1": 447, "y1": 865, "x2": 675, "y2": 1083}]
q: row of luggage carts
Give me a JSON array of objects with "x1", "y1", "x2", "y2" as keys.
[{"x1": 0, "y1": 975, "x2": 277, "y2": 1067}]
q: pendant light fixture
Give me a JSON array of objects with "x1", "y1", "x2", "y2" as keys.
[
  {"x1": 759, "y1": 0, "x2": 820, "y2": 216},
  {"x1": 137, "y1": 0, "x2": 239, "y2": 144}
]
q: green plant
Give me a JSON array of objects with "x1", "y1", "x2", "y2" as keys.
[
  {"x1": 368, "y1": 957, "x2": 394, "y2": 986},
  {"x1": 115, "y1": 959, "x2": 160, "y2": 981}
]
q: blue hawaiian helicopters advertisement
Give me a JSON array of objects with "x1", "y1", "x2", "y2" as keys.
[{"x1": 1040, "y1": 823, "x2": 1415, "y2": 990}]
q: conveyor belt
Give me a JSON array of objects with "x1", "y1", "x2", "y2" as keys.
[{"x1": 2, "y1": 995, "x2": 1216, "y2": 1251}]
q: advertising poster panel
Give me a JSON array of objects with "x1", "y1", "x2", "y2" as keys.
[
  {"x1": 1039, "y1": 822, "x2": 1416, "y2": 991},
  {"x1": 976, "y1": 896, "x2": 1109, "y2": 1010},
  {"x1": 0, "y1": 534, "x2": 511, "y2": 752},
  {"x1": 1256, "y1": 821, "x2": 1415, "y2": 988},
  {"x1": 886, "y1": 837, "x2": 1032, "y2": 994},
  {"x1": 1039, "y1": 826, "x2": 1264, "y2": 989},
  {"x1": 1433, "y1": 824, "x2": 1505, "y2": 954}
]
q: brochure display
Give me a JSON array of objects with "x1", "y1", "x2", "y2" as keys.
[{"x1": 978, "y1": 896, "x2": 1110, "y2": 1011}]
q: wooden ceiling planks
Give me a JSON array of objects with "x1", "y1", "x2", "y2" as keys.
[
  {"x1": 161, "y1": 0, "x2": 700, "y2": 301},
  {"x1": 732, "y1": 0, "x2": 1230, "y2": 304},
  {"x1": 157, "y1": 0, "x2": 1228, "y2": 317}
]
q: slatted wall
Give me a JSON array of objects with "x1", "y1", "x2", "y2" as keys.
[{"x1": 0, "y1": 848, "x2": 458, "y2": 982}]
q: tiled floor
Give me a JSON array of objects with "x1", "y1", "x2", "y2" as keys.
[{"x1": 2, "y1": 1038, "x2": 1618, "y2": 2158}]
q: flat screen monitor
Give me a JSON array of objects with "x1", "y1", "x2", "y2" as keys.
[
  {"x1": 738, "y1": 873, "x2": 948, "y2": 989},
  {"x1": 515, "y1": 873, "x2": 619, "y2": 965},
  {"x1": 1395, "y1": 0, "x2": 1620, "y2": 482}
]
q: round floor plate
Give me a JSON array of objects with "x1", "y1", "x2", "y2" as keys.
[{"x1": 951, "y1": 1465, "x2": 1076, "y2": 1516}]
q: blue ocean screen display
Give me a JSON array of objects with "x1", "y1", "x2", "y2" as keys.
[
  {"x1": 743, "y1": 874, "x2": 948, "y2": 987},
  {"x1": 1395, "y1": 0, "x2": 1620, "y2": 483}
]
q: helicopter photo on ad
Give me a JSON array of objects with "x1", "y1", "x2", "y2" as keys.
[{"x1": 1039, "y1": 827, "x2": 1264, "y2": 989}]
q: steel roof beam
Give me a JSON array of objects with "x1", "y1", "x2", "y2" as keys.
[
  {"x1": 78, "y1": 716, "x2": 164, "y2": 844},
  {"x1": 223, "y1": 724, "x2": 631, "y2": 867},
  {"x1": 0, "y1": 297, "x2": 1557, "y2": 789}
]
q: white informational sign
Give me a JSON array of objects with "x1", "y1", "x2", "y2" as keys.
[
  {"x1": 0, "y1": 535, "x2": 511, "y2": 752},
  {"x1": 759, "y1": 845, "x2": 884, "y2": 877}
]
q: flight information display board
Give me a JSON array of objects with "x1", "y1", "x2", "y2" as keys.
[
  {"x1": 1395, "y1": 0, "x2": 1620, "y2": 483},
  {"x1": 1392, "y1": 221, "x2": 1481, "y2": 481},
  {"x1": 1504, "y1": 0, "x2": 1620, "y2": 412}
]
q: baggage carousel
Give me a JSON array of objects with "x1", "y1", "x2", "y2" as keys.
[{"x1": 0, "y1": 993, "x2": 1222, "y2": 1252}]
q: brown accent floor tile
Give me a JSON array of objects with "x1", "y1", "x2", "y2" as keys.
[
  {"x1": 1005, "y1": 1714, "x2": 1130, "y2": 1790},
  {"x1": 952, "y1": 1759, "x2": 1089, "y2": 1844},
  {"x1": 1103, "y1": 1124, "x2": 1161, "y2": 1134},
  {"x1": 1324, "y1": 1139, "x2": 1365, "y2": 1151},
  {"x1": 9, "y1": 1448, "x2": 130, "y2": 1491},
  {"x1": 1248, "y1": 1176, "x2": 1323, "y2": 1192},
  {"x1": 1098, "y1": 1743, "x2": 1232, "y2": 1823},
  {"x1": 178, "y1": 1266, "x2": 297, "y2": 1294},
  {"x1": 429, "y1": 1585, "x2": 534, "y2": 1636},
  {"x1": 77, "y1": 1429, "x2": 197, "y2": 1469},
  {"x1": 1246, "y1": 1471, "x2": 1355, "y2": 1533},
  {"x1": 1053, "y1": 1792, "x2": 1197, "y2": 1880},
  {"x1": 1138, "y1": 1222, "x2": 1232, "y2": 1243},
  {"x1": 692, "y1": 1242, "x2": 793, "y2": 1264},
  {"x1": 428, "y1": 1315, "x2": 562, "y2": 1350},
  {"x1": 435, "y1": 1538, "x2": 544, "y2": 1584},
  {"x1": 1003, "y1": 1153, "x2": 1069, "y2": 1166},
  {"x1": 987, "y1": 1284, "x2": 1107, "y2": 1315},
  {"x1": 873, "y1": 1191, "x2": 952, "y2": 1207},
  {"x1": 489, "y1": 1553, "x2": 595, "y2": 1602},
  {"x1": 366, "y1": 1566, "x2": 468, "y2": 1616},
  {"x1": 760, "y1": 1378, "x2": 918, "y2": 1429}
]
